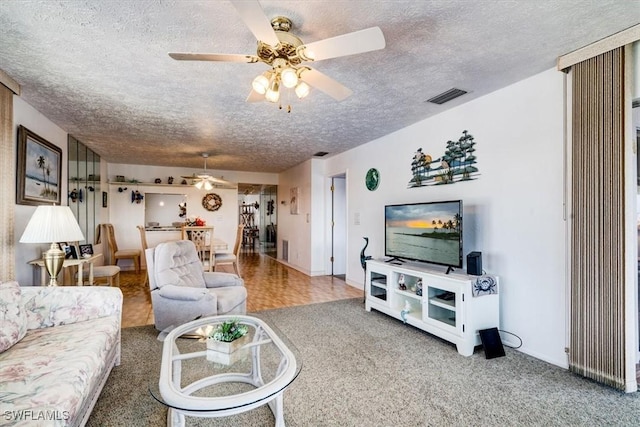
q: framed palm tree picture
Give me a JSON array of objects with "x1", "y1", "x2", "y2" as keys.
[{"x1": 16, "y1": 125, "x2": 62, "y2": 205}]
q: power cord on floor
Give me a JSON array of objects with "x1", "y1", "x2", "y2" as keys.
[{"x1": 498, "y1": 329, "x2": 523, "y2": 349}]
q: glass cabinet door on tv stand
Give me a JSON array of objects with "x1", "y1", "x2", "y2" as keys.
[{"x1": 365, "y1": 259, "x2": 499, "y2": 357}]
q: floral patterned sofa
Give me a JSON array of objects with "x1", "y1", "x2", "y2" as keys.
[{"x1": 0, "y1": 282, "x2": 122, "y2": 427}]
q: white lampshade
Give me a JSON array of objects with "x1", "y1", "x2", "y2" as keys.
[
  {"x1": 194, "y1": 180, "x2": 204, "y2": 190},
  {"x1": 280, "y1": 68, "x2": 298, "y2": 88},
  {"x1": 203, "y1": 180, "x2": 213, "y2": 191},
  {"x1": 252, "y1": 73, "x2": 270, "y2": 95},
  {"x1": 295, "y1": 82, "x2": 310, "y2": 99},
  {"x1": 20, "y1": 205, "x2": 84, "y2": 244}
]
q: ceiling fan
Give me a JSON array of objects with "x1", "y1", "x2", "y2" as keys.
[
  {"x1": 169, "y1": 0, "x2": 386, "y2": 106},
  {"x1": 182, "y1": 154, "x2": 237, "y2": 190}
]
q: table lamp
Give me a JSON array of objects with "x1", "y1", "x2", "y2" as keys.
[{"x1": 20, "y1": 205, "x2": 85, "y2": 286}]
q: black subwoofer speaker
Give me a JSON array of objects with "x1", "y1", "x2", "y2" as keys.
[
  {"x1": 466, "y1": 251, "x2": 482, "y2": 276},
  {"x1": 479, "y1": 327, "x2": 505, "y2": 359}
]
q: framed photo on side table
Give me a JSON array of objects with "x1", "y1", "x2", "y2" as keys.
[
  {"x1": 57, "y1": 242, "x2": 78, "y2": 259},
  {"x1": 79, "y1": 244, "x2": 94, "y2": 258},
  {"x1": 16, "y1": 125, "x2": 62, "y2": 206}
]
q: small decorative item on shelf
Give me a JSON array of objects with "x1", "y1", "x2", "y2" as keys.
[
  {"x1": 186, "y1": 216, "x2": 205, "y2": 226},
  {"x1": 398, "y1": 273, "x2": 406, "y2": 291},
  {"x1": 415, "y1": 278, "x2": 423, "y2": 296},
  {"x1": 69, "y1": 189, "x2": 78, "y2": 202},
  {"x1": 131, "y1": 190, "x2": 144, "y2": 204},
  {"x1": 400, "y1": 300, "x2": 411, "y2": 324},
  {"x1": 168, "y1": 176, "x2": 174, "y2": 184},
  {"x1": 115, "y1": 175, "x2": 125, "y2": 182},
  {"x1": 117, "y1": 187, "x2": 128, "y2": 193},
  {"x1": 154, "y1": 178, "x2": 161, "y2": 184},
  {"x1": 181, "y1": 179, "x2": 188, "y2": 185},
  {"x1": 198, "y1": 319, "x2": 250, "y2": 364}
]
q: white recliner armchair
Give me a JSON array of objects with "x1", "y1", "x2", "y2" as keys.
[{"x1": 146, "y1": 240, "x2": 247, "y2": 331}]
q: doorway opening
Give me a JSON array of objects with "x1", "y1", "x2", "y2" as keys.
[
  {"x1": 238, "y1": 183, "x2": 277, "y2": 258},
  {"x1": 330, "y1": 175, "x2": 347, "y2": 279}
]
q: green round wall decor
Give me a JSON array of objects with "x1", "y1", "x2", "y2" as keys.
[{"x1": 365, "y1": 168, "x2": 380, "y2": 191}]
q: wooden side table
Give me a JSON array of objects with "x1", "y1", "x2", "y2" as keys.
[{"x1": 28, "y1": 254, "x2": 101, "y2": 286}]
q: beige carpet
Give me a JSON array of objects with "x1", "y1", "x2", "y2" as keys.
[{"x1": 88, "y1": 298, "x2": 640, "y2": 426}]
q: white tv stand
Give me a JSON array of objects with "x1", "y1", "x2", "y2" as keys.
[{"x1": 365, "y1": 259, "x2": 499, "y2": 356}]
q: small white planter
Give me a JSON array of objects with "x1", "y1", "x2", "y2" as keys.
[{"x1": 206, "y1": 335, "x2": 250, "y2": 364}]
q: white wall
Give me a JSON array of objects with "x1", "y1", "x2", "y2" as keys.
[
  {"x1": 106, "y1": 163, "x2": 278, "y2": 270},
  {"x1": 320, "y1": 68, "x2": 567, "y2": 367},
  {"x1": 13, "y1": 96, "x2": 69, "y2": 285},
  {"x1": 277, "y1": 160, "x2": 315, "y2": 274}
]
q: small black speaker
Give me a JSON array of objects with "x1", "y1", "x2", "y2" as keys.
[
  {"x1": 466, "y1": 251, "x2": 482, "y2": 276},
  {"x1": 479, "y1": 327, "x2": 505, "y2": 359}
]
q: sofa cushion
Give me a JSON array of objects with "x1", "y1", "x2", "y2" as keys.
[
  {"x1": 0, "y1": 281, "x2": 27, "y2": 353},
  {"x1": 21, "y1": 286, "x2": 123, "y2": 330},
  {"x1": 0, "y1": 316, "x2": 119, "y2": 426}
]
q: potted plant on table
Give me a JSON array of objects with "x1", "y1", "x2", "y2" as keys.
[{"x1": 202, "y1": 319, "x2": 250, "y2": 363}]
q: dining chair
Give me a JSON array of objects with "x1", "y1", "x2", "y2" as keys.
[
  {"x1": 182, "y1": 226, "x2": 215, "y2": 272},
  {"x1": 103, "y1": 223, "x2": 141, "y2": 272},
  {"x1": 214, "y1": 224, "x2": 244, "y2": 278},
  {"x1": 76, "y1": 255, "x2": 121, "y2": 287}
]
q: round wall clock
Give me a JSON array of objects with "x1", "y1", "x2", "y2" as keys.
[
  {"x1": 365, "y1": 168, "x2": 380, "y2": 191},
  {"x1": 202, "y1": 193, "x2": 222, "y2": 211}
]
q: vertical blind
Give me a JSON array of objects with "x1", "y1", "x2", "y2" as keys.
[
  {"x1": 569, "y1": 47, "x2": 626, "y2": 389},
  {"x1": 0, "y1": 83, "x2": 15, "y2": 280}
]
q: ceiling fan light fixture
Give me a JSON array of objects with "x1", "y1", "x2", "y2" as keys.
[
  {"x1": 203, "y1": 180, "x2": 213, "y2": 191},
  {"x1": 295, "y1": 81, "x2": 310, "y2": 99},
  {"x1": 265, "y1": 79, "x2": 280, "y2": 103},
  {"x1": 281, "y1": 67, "x2": 298, "y2": 88},
  {"x1": 252, "y1": 72, "x2": 270, "y2": 94},
  {"x1": 194, "y1": 180, "x2": 204, "y2": 190}
]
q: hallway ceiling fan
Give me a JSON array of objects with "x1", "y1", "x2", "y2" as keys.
[
  {"x1": 182, "y1": 154, "x2": 237, "y2": 190},
  {"x1": 169, "y1": 0, "x2": 386, "y2": 106}
]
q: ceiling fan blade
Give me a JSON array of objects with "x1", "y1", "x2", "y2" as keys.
[
  {"x1": 169, "y1": 53, "x2": 259, "y2": 63},
  {"x1": 246, "y1": 89, "x2": 265, "y2": 103},
  {"x1": 208, "y1": 177, "x2": 238, "y2": 187},
  {"x1": 230, "y1": 0, "x2": 280, "y2": 46},
  {"x1": 299, "y1": 68, "x2": 353, "y2": 101},
  {"x1": 299, "y1": 27, "x2": 385, "y2": 62}
]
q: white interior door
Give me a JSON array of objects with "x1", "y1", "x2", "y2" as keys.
[{"x1": 332, "y1": 176, "x2": 347, "y2": 276}]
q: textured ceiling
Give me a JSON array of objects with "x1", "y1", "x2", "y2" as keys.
[{"x1": 1, "y1": 1, "x2": 639, "y2": 173}]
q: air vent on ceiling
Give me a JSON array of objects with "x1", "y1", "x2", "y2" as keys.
[
  {"x1": 426, "y1": 88, "x2": 468, "y2": 105},
  {"x1": 313, "y1": 151, "x2": 329, "y2": 157}
]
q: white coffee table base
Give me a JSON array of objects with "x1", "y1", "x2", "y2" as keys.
[
  {"x1": 165, "y1": 365, "x2": 287, "y2": 427},
  {"x1": 157, "y1": 315, "x2": 297, "y2": 427}
]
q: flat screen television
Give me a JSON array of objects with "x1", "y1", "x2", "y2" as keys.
[{"x1": 385, "y1": 200, "x2": 463, "y2": 268}]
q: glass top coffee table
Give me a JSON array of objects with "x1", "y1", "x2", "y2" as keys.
[{"x1": 150, "y1": 315, "x2": 301, "y2": 427}]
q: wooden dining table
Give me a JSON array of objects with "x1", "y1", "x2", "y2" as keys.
[{"x1": 144, "y1": 227, "x2": 228, "y2": 252}]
